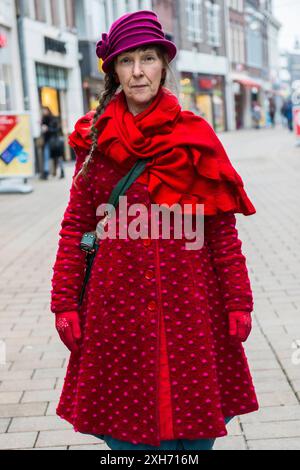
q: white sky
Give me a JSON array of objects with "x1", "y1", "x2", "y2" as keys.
[{"x1": 273, "y1": 0, "x2": 300, "y2": 51}]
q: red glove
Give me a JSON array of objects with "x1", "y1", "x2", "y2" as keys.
[
  {"x1": 228, "y1": 311, "x2": 252, "y2": 342},
  {"x1": 55, "y1": 311, "x2": 82, "y2": 354}
]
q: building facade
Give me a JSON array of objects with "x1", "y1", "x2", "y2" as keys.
[
  {"x1": 15, "y1": 0, "x2": 83, "y2": 168},
  {"x1": 227, "y1": 0, "x2": 280, "y2": 129},
  {"x1": 0, "y1": 0, "x2": 23, "y2": 111},
  {"x1": 172, "y1": 0, "x2": 228, "y2": 131}
]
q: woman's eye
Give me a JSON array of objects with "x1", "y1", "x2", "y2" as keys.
[
  {"x1": 120, "y1": 56, "x2": 154, "y2": 63},
  {"x1": 120, "y1": 57, "x2": 133, "y2": 63}
]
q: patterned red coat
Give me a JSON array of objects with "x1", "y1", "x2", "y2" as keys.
[{"x1": 50, "y1": 148, "x2": 259, "y2": 446}]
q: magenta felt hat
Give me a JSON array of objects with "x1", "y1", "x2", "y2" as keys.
[{"x1": 96, "y1": 10, "x2": 177, "y2": 73}]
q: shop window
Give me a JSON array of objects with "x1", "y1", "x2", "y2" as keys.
[
  {"x1": 36, "y1": 63, "x2": 68, "y2": 91},
  {"x1": 0, "y1": 63, "x2": 12, "y2": 111}
]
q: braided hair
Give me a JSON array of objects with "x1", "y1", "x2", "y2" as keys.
[{"x1": 74, "y1": 45, "x2": 174, "y2": 188}]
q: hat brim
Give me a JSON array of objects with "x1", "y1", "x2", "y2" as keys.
[{"x1": 101, "y1": 39, "x2": 177, "y2": 73}]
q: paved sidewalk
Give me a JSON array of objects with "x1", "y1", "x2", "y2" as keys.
[{"x1": 0, "y1": 126, "x2": 300, "y2": 450}]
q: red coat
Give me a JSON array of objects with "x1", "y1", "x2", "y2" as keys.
[{"x1": 51, "y1": 146, "x2": 259, "y2": 446}]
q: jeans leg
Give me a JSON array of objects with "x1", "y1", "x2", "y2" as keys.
[
  {"x1": 180, "y1": 437, "x2": 216, "y2": 451},
  {"x1": 101, "y1": 435, "x2": 179, "y2": 451},
  {"x1": 58, "y1": 156, "x2": 64, "y2": 172},
  {"x1": 224, "y1": 416, "x2": 234, "y2": 425},
  {"x1": 43, "y1": 142, "x2": 50, "y2": 173},
  {"x1": 179, "y1": 416, "x2": 235, "y2": 451}
]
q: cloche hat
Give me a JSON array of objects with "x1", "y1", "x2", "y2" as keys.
[{"x1": 96, "y1": 10, "x2": 177, "y2": 73}]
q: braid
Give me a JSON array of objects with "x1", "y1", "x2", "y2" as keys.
[{"x1": 73, "y1": 72, "x2": 119, "y2": 187}]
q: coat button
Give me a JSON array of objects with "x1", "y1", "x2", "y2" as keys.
[
  {"x1": 143, "y1": 238, "x2": 152, "y2": 247},
  {"x1": 145, "y1": 269, "x2": 154, "y2": 280},
  {"x1": 147, "y1": 300, "x2": 157, "y2": 311}
]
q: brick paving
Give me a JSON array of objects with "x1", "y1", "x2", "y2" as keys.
[{"x1": 0, "y1": 125, "x2": 300, "y2": 450}]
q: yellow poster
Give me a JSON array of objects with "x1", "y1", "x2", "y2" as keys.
[
  {"x1": 0, "y1": 113, "x2": 34, "y2": 178},
  {"x1": 197, "y1": 95, "x2": 213, "y2": 125}
]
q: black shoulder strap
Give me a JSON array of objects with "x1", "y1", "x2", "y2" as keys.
[{"x1": 107, "y1": 157, "x2": 153, "y2": 210}]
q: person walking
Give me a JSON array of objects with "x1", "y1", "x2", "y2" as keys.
[
  {"x1": 40, "y1": 107, "x2": 55, "y2": 180},
  {"x1": 285, "y1": 98, "x2": 294, "y2": 132},
  {"x1": 268, "y1": 97, "x2": 276, "y2": 128},
  {"x1": 49, "y1": 118, "x2": 65, "y2": 179},
  {"x1": 252, "y1": 101, "x2": 262, "y2": 129},
  {"x1": 50, "y1": 10, "x2": 259, "y2": 451}
]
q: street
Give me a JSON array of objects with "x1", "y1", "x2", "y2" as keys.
[{"x1": 0, "y1": 126, "x2": 300, "y2": 450}]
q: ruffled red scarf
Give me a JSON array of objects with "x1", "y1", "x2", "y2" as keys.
[{"x1": 69, "y1": 85, "x2": 256, "y2": 216}]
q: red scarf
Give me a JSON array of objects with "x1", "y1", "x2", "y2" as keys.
[{"x1": 69, "y1": 85, "x2": 255, "y2": 216}]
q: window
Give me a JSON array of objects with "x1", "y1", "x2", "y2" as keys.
[
  {"x1": 238, "y1": 25, "x2": 245, "y2": 63},
  {"x1": 206, "y1": 1, "x2": 221, "y2": 48},
  {"x1": 228, "y1": 0, "x2": 243, "y2": 12},
  {"x1": 50, "y1": 0, "x2": 60, "y2": 27},
  {"x1": 246, "y1": 28, "x2": 263, "y2": 68},
  {"x1": 230, "y1": 23, "x2": 245, "y2": 63},
  {"x1": 186, "y1": 0, "x2": 203, "y2": 43},
  {"x1": 34, "y1": 0, "x2": 46, "y2": 22},
  {"x1": 36, "y1": 63, "x2": 68, "y2": 90},
  {"x1": 64, "y1": 0, "x2": 75, "y2": 29}
]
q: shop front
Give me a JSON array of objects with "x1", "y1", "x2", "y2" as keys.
[
  {"x1": 197, "y1": 75, "x2": 226, "y2": 132},
  {"x1": 179, "y1": 72, "x2": 226, "y2": 132},
  {"x1": 232, "y1": 76, "x2": 263, "y2": 129},
  {"x1": 36, "y1": 63, "x2": 68, "y2": 119},
  {"x1": 35, "y1": 62, "x2": 69, "y2": 170}
]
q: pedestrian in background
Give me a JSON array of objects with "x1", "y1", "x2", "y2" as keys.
[
  {"x1": 281, "y1": 98, "x2": 294, "y2": 132},
  {"x1": 49, "y1": 118, "x2": 65, "y2": 179},
  {"x1": 40, "y1": 106, "x2": 61, "y2": 180},
  {"x1": 50, "y1": 10, "x2": 259, "y2": 451},
  {"x1": 252, "y1": 101, "x2": 262, "y2": 129},
  {"x1": 269, "y1": 96, "x2": 276, "y2": 128}
]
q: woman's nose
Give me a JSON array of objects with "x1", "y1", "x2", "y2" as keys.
[{"x1": 132, "y1": 61, "x2": 144, "y2": 76}]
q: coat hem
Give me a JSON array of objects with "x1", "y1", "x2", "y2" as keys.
[{"x1": 56, "y1": 401, "x2": 259, "y2": 447}]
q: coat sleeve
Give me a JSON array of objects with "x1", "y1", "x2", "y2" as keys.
[
  {"x1": 50, "y1": 149, "x2": 97, "y2": 314},
  {"x1": 204, "y1": 211, "x2": 254, "y2": 314}
]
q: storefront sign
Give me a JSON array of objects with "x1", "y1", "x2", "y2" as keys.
[{"x1": 0, "y1": 113, "x2": 34, "y2": 178}]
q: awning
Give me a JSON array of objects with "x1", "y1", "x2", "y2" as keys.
[{"x1": 233, "y1": 77, "x2": 262, "y2": 88}]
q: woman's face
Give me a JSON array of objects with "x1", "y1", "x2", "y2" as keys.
[{"x1": 114, "y1": 47, "x2": 165, "y2": 115}]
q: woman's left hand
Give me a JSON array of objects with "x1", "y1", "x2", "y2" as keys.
[{"x1": 228, "y1": 311, "x2": 252, "y2": 342}]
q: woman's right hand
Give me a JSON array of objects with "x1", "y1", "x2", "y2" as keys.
[{"x1": 55, "y1": 311, "x2": 82, "y2": 354}]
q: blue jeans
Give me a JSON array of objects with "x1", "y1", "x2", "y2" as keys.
[
  {"x1": 43, "y1": 141, "x2": 51, "y2": 173},
  {"x1": 95, "y1": 416, "x2": 234, "y2": 451}
]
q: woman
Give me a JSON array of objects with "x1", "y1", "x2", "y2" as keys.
[{"x1": 51, "y1": 10, "x2": 259, "y2": 451}]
